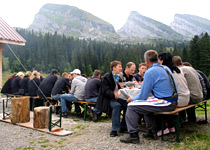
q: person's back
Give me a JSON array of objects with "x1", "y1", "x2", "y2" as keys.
[
  {"x1": 173, "y1": 71, "x2": 190, "y2": 107},
  {"x1": 37, "y1": 74, "x2": 58, "y2": 97},
  {"x1": 1, "y1": 77, "x2": 14, "y2": 94},
  {"x1": 20, "y1": 76, "x2": 30, "y2": 95},
  {"x1": 133, "y1": 64, "x2": 174, "y2": 100},
  {"x1": 51, "y1": 76, "x2": 71, "y2": 96},
  {"x1": 71, "y1": 75, "x2": 87, "y2": 100},
  {"x1": 84, "y1": 76, "x2": 101, "y2": 99},
  {"x1": 11, "y1": 76, "x2": 22, "y2": 94},
  {"x1": 180, "y1": 66, "x2": 203, "y2": 102},
  {"x1": 28, "y1": 77, "x2": 40, "y2": 96}
]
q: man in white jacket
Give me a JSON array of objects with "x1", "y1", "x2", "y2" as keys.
[{"x1": 60, "y1": 69, "x2": 87, "y2": 117}]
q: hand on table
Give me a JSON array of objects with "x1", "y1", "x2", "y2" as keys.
[{"x1": 126, "y1": 96, "x2": 132, "y2": 103}]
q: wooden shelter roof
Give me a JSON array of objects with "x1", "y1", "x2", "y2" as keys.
[{"x1": 0, "y1": 17, "x2": 26, "y2": 45}]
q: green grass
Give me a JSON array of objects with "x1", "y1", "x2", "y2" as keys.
[
  {"x1": 174, "y1": 132, "x2": 210, "y2": 150},
  {"x1": 196, "y1": 100, "x2": 210, "y2": 115}
]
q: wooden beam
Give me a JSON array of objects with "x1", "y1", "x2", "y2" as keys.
[
  {"x1": 0, "y1": 39, "x2": 25, "y2": 46},
  {"x1": 0, "y1": 43, "x2": 3, "y2": 88}
]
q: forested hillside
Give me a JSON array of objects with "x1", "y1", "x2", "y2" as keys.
[{"x1": 2, "y1": 29, "x2": 210, "y2": 77}]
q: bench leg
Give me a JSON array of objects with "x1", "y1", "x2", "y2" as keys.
[
  {"x1": 204, "y1": 102, "x2": 207, "y2": 123},
  {"x1": 83, "y1": 104, "x2": 87, "y2": 121},
  {"x1": 175, "y1": 114, "x2": 180, "y2": 143},
  {"x1": 48, "y1": 106, "x2": 52, "y2": 131},
  {"x1": 3, "y1": 99, "x2": 5, "y2": 119}
]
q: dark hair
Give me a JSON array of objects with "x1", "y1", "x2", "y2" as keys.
[
  {"x1": 50, "y1": 69, "x2": 59, "y2": 75},
  {"x1": 182, "y1": 62, "x2": 192, "y2": 67},
  {"x1": 158, "y1": 53, "x2": 180, "y2": 73},
  {"x1": 110, "y1": 60, "x2": 121, "y2": 70},
  {"x1": 93, "y1": 70, "x2": 100, "y2": 77},
  {"x1": 139, "y1": 63, "x2": 146, "y2": 68}
]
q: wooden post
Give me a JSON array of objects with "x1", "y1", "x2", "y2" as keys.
[
  {"x1": 11, "y1": 96, "x2": 30, "y2": 123},
  {"x1": 0, "y1": 43, "x2": 4, "y2": 88},
  {"x1": 33, "y1": 106, "x2": 49, "y2": 129}
]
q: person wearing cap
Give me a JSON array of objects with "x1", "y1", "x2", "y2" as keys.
[
  {"x1": 11, "y1": 72, "x2": 25, "y2": 95},
  {"x1": 60, "y1": 69, "x2": 87, "y2": 117},
  {"x1": 37, "y1": 69, "x2": 59, "y2": 98}
]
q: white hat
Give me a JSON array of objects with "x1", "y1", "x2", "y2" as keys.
[{"x1": 71, "y1": 69, "x2": 81, "y2": 75}]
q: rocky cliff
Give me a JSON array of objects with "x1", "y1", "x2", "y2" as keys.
[
  {"x1": 170, "y1": 14, "x2": 210, "y2": 38},
  {"x1": 118, "y1": 11, "x2": 184, "y2": 41},
  {"x1": 28, "y1": 3, "x2": 119, "y2": 41}
]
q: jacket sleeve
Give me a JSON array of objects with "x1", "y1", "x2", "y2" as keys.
[{"x1": 102, "y1": 76, "x2": 115, "y2": 100}]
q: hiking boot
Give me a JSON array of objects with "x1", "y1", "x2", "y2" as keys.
[
  {"x1": 120, "y1": 132, "x2": 140, "y2": 144},
  {"x1": 87, "y1": 108, "x2": 94, "y2": 118},
  {"x1": 92, "y1": 112, "x2": 98, "y2": 122},
  {"x1": 110, "y1": 131, "x2": 118, "y2": 137},
  {"x1": 142, "y1": 129, "x2": 158, "y2": 140}
]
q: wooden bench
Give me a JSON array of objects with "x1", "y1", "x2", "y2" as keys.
[
  {"x1": 155, "y1": 100, "x2": 209, "y2": 142},
  {"x1": 61, "y1": 100, "x2": 96, "y2": 121}
]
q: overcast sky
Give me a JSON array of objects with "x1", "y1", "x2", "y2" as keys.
[{"x1": 1, "y1": 0, "x2": 210, "y2": 30}]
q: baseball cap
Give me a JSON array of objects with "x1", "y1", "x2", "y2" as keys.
[{"x1": 71, "y1": 69, "x2": 81, "y2": 75}]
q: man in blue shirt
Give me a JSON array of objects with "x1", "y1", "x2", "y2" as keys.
[{"x1": 120, "y1": 50, "x2": 178, "y2": 144}]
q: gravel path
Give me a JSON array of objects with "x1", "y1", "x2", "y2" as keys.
[{"x1": 0, "y1": 97, "x2": 209, "y2": 150}]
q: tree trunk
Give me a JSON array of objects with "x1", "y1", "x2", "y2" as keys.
[
  {"x1": 33, "y1": 106, "x2": 49, "y2": 129},
  {"x1": 11, "y1": 96, "x2": 30, "y2": 123}
]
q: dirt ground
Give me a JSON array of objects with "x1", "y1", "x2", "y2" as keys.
[{"x1": 0, "y1": 97, "x2": 209, "y2": 150}]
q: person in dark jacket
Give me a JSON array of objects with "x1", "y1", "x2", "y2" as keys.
[
  {"x1": 20, "y1": 71, "x2": 31, "y2": 96},
  {"x1": 96, "y1": 61, "x2": 127, "y2": 137},
  {"x1": 28, "y1": 71, "x2": 41, "y2": 96},
  {"x1": 11, "y1": 72, "x2": 24, "y2": 95},
  {"x1": 1, "y1": 74, "x2": 16, "y2": 94},
  {"x1": 28, "y1": 71, "x2": 41, "y2": 110},
  {"x1": 85, "y1": 70, "x2": 101, "y2": 121},
  {"x1": 51, "y1": 72, "x2": 71, "y2": 101},
  {"x1": 37, "y1": 69, "x2": 58, "y2": 98}
]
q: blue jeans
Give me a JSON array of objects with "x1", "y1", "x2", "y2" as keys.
[
  {"x1": 110, "y1": 98, "x2": 127, "y2": 131},
  {"x1": 85, "y1": 97, "x2": 101, "y2": 114},
  {"x1": 52, "y1": 94, "x2": 62, "y2": 101},
  {"x1": 60, "y1": 94, "x2": 81, "y2": 114}
]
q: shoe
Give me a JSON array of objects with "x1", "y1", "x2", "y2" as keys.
[
  {"x1": 169, "y1": 127, "x2": 176, "y2": 133},
  {"x1": 92, "y1": 112, "x2": 98, "y2": 122},
  {"x1": 61, "y1": 113, "x2": 68, "y2": 118},
  {"x1": 77, "y1": 113, "x2": 82, "y2": 118},
  {"x1": 87, "y1": 108, "x2": 94, "y2": 118},
  {"x1": 142, "y1": 129, "x2": 158, "y2": 140},
  {"x1": 120, "y1": 132, "x2": 139, "y2": 144},
  {"x1": 110, "y1": 131, "x2": 118, "y2": 137},
  {"x1": 157, "y1": 128, "x2": 170, "y2": 136},
  {"x1": 119, "y1": 128, "x2": 128, "y2": 133}
]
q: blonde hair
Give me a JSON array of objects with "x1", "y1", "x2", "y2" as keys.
[
  {"x1": 16, "y1": 72, "x2": 24, "y2": 77},
  {"x1": 25, "y1": 71, "x2": 32, "y2": 77},
  {"x1": 30, "y1": 71, "x2": 40, "y2": 80}
]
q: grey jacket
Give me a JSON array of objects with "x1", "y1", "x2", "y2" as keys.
[{"x1": 71, "y1": 75, "x2": 87, "y2": 100}]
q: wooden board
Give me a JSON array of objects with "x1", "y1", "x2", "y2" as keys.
[{"x1": 0, "y1": 117, "x2": 73, "y2": 136}]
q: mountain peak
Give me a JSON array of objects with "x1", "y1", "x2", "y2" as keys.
[
  {"x1": 118, "y1": 11, "x2": 183, "y2": 40},
  {"x1": 28, "y1": 3, "x2": 118, "y2": 41},
  {"x1": 171, "y1": 14, "x2": 210, "y2": 37}
]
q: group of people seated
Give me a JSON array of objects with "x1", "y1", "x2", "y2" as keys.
[{"x1": 1, "y1": 49, "x2": 209, "y2": 144}]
